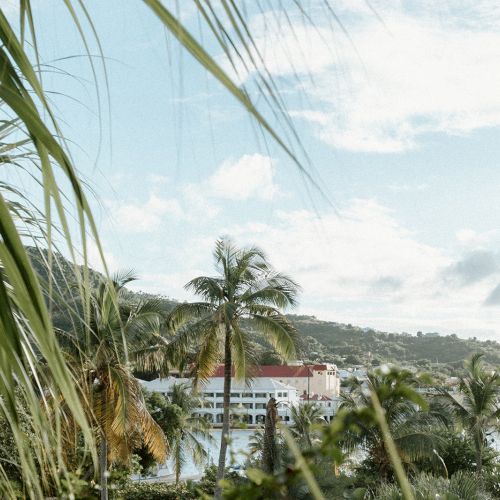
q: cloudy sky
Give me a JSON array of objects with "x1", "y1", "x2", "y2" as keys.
[{"x1": 20, "y1": 1, "x2": 500, "y2": 339}]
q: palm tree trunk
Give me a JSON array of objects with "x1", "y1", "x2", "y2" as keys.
[
  {"x1": 175, "y1": 440, "x2": 181, "y2": 486},
  {"x1": 262, "y1": 397, "x2": 278, "y2": 473},
  {"x1": 215, "y1": 325, "x2": 232, "y2": 499},
  {"x1": 475, "y1": 430, "x2": 483, "y2": 473},
  {"x1": 476, "y1": 440, "x2": 483, "y2": 473},
  {"x1": 99, "y1": 435, "x2": 108, "y2": 500}
]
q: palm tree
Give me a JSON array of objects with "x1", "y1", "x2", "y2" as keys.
[
  {"x1": 169, "y1": 238, "x2": 300, "y2": 495},
  {"x1": 338, "y1": 367, "x2": 446, "y2": 480},
  {"x1": 439, "y1": 354, "x2": 499, "y2": 473},
  {"x1": 62, "y1": 272, "x2": 169, "y2": 500},
  {"x1": 165, "y1": 383, "x2": 212, "y2": 485},
  {"x1": 1, "y1": 2, "x2": 331, "y2": 494},
  {"x1": 290, "y1": 403, "x2": 325, "y2": 449},
  {"x1": 262, "y1": 397, "x2": 279, "y2": 474}
]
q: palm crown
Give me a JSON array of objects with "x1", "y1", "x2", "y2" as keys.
[
  {"x1": 169, "y1": 238, "x2": 300, "y2": 494},
  {"x1": 439, "y1": 353, "x2": 499, "y2": 472},
  {"x1": 170, "y1": 238, "x2": 300, "y2": 382}
]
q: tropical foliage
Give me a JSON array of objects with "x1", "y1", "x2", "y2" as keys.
[
  {"x1": 438, "y1": 354, "x2": 499, "y2": 472},
  {"x1": 290, "y1": 403, "x2": 325, "y2": 449},
  {"x1": 152, "y1": 383, "x2": 212, "y2": 485},
  {"x1": 168, "y1": 238, "x2": 300, "y2": 491},
  {"x1": 0, "y1": 1, "x2": 499, "y2": 498}
]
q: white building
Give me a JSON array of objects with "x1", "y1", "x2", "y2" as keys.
[
  {"x1": 141, "y1": 376, "x2": 299, "y2": 425},
  {"x1": 210, "y1": 364, "x2": 340, "y2": 398},
  {"x1": 299, "y1": 393, "x2": 341, "y2": 422}
]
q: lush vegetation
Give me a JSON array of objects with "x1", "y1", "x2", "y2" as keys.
[
  {"x1": 289, "y1": 315, "x2": 500, "y2": 376},
  {"x1": 3, "y1": 245, "x2": 500, "y2": 498},
  {"x1": 1, "y1": 2, "x2": 499, "y2": 499},
  {"x1": 29, "y1": 246, "x2": 499, "y2": 378}
]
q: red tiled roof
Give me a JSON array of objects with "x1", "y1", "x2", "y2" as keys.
[
  {"x1": 210, "y1": 365, "x2": 315, "y2": 378},
  {"x1": 299, "y1": 393, "x2": 332, "y2": 401}
]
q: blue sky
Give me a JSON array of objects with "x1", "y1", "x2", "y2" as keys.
[{"x1": 8, "y1": 1, "x2": 500, "y2": 339}]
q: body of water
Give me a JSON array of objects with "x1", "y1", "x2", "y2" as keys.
[
  {"x1": 151, "y1": 429, "x2": 253, "y2": 480},
  {"x1": 141, "y1": 429, "x2": 500, "y2": 481}
]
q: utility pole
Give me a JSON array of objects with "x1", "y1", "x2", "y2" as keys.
[{"x1": 307, "y1": 364, "x2": 310, "y2": 399}]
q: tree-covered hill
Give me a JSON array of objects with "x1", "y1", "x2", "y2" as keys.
[
  {"x1": 28, "y1": 247, "x2": 499, "y2": 373},
  {"x1": 289, "y1": 315, "x2": 500, "y2": 374},
  {"x1": 27, "y1": 247, "x2": 178, "y2": 331}
]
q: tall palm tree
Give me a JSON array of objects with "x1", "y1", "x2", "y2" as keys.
[
  {"x1": 262, "y1": 397, "x2": 279, "y2": 474},
  {"x1": 166, "y1": 383, "x2": 212, "y2": 485},
  {"x1": 169, "y1": 238, "x2": 300, "y2": 495},
  {"x1": 62, "y1": 272, "x2": 169, "y2": 500},
  {"x1": 338, "y1": 367, "x2": 446, "y2": 480},
  {"x1": 1, "y1": 2, "x2": 332, "y2": 494},
  {"x1": 439, "y1": 354, "x2": 499, "y2": 473},
  {"x1": 290, "y1": 403, "x2": 325, "y2": 449}
]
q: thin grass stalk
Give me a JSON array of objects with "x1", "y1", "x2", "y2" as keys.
[
  {"x1": 369, "y1": 390, "x2": 415, "y2": 500},
  {"x1": 281, "y1": 425, "x2": 325, "y2": 500}
]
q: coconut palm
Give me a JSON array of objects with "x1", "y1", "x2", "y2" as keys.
[
  {"x1": 1, "y1": 2, "x2": 331, "y2": 495},
  {"x1": 155, "y1": 383, "x2": 213, "y2": 484},
  {"x1": 290, "y1": 403, "x2": 325, "y2": 449},
  {"x1": 438, "y1": 354, "x2": 500, "y2": 473},
  {"x1": 163, "y1": 383, "x2": 213, "y2": 485},
  {"x1": 375, "y1": 471, "x2": 493, "y2": 500},
  {"x1": 169, "y1": 238, "x2": 300, "y2": 495},
  {"x1": 338, "y1": 367, "x2": 446, "y2": 480},
  {"x1": 62, "y1": 272, "x2": 169, "y2": 500}
]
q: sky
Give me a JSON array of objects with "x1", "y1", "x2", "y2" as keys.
[{"x1": 7, "y1": 1, "x2": 500, "y2": 339}]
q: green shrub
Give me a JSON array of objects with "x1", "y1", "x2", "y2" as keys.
[
  {"x1": 114, "y1": 482, "x2": 198, "y2": 500},
  {"x1": 374, "y1": 472, "x2": 493, "y2": 500}
]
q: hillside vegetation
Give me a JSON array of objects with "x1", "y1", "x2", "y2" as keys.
[
  {"x1": 290, "y1": 315, "x2": 500, "y2": 377},
  {"x1": 29, "y1": 247, "x2": 499, "y2": 376}
]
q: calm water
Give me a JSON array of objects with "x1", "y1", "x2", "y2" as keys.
[
  {"x1": 146, "y1": 429, "x2": 500, "y2": 480},
  {"x1": 154, "y1": 429, "x2": 253, "y2": 479}
]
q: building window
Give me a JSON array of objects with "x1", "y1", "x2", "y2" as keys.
[
  {"x1": 216, "y1": 392, "x2": 224, "y2": 398},
  {"x1": 216, "y1": 403, "x2": 224, "y2": 408},
  {"x1": 255, "y1": 403, "x2": 266, "y2": 409},
  {"x1": 203, "y1": 392, "x2": 214, "y2": 398},
  {"x1": 242, "y1": 392, "x2": 253, "y2": 398},
  {"x1": 231, "y1": 392, "x2": 241, "y2": 398},
  {"x1": 282, "y1": 392, "x2": 287, "y2": 397},
  {"x1": 254, "y1": 393, "x2": 266, "y2": 398},
  {"x1": 242, "y1": 403, "x2": 253, "y2": 409},
  {"x1": 277, "y1": 392, "x2": 282, "y2": 397}
]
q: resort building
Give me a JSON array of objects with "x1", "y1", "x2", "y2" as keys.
[
  {"x1": 140, "y1": 362, "x2": 341, "y2": 426},
  {"x1": 209, "y1": 363, "x2": 341, "y2": 397},
  {"x1": 140, "y1": 376, "x2": 299, "y2": 425},
  {"x1": 299, "y1": 393, "x2": 341, "y2": 422}
]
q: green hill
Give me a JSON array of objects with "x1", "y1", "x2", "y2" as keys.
[
  {"x1": 288, "y1": 315, "x2": 500, "y2": 376},
  {"x1": 28, "y1": 247, "x2": 499, "y2": 375}
]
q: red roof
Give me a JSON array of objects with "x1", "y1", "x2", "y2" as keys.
[
  {"x1": 300, "y1": 393, "x2": 332, "y2": 401},
  {"x1": 209, "y1": 364, "x2": 330, "y2": 378}
]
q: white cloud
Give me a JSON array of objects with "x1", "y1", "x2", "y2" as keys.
[
  {"x1": 182, "y1": 184, "x2": 220, "y2": 220},
  {"x1": 108, "y1": 194, "x2": 183, "y2": 233},
  {"x1": 85, "y1": 240, "x2": 119, "y2": 274},
  {"x1": 104, "y1": 153, "x2": 281, "y2": 234},
  {"x1": 208, "y1": 154, "x2": 280, "y2": 200},
  {"x1": 229, "y1": 199, "x2": 448, "y2": 299},
  {"x1": 220, "y1": 198, "x2": 500, "y2": 337},
  {"x1": 456, "y1": 228, "x2": 498, "y2": 247},
  {"x1": 233, "y1": 2, "x2": 500, "y2": 152}
]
